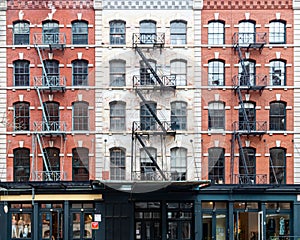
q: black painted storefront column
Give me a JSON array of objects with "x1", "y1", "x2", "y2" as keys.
[
  {"x1": 293, "y1": 201, "x2": 300, "y2": 237},
  {"x1": 95, "y1": 201, "x2": 104, "y2": 240},
  {"x1": 0, "y1": 201, "x2": 8, "y2": 240},
  {"x1": 228, "y1": 202, "x2": 234, "y2": 240},
  {"x1": 194, "y1": 199, "x2": 201, "y2": 240},
  {"x1": 33, "y1": 202, "x2": 39, "y2": 240},
  {"x1": 63, "y1": 201, "x2": 69, "y2": 240}
]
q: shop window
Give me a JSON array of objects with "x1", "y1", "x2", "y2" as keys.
[
  {"x1": 110, "y1": 20, "x2": 126, "y2": 45},
  {"x1": 270, "y1": 60, "x2": 286, "y2": 86},
  {"x1": 269, "y1": 101, "x2": 286, "y2": 131},
  {"x1": 72, "y1": 101, "x2": 89, "y2": 131},
  {"x1": 110, "y1": 147, "x2": 126, "y2": 180},
  {"x1": 171, "y1": 101, "x2": 187, "y2": 130},
  {"x1": 13, "y1": 148, "x2": 30, "y2": 182},
  {"x1": 13, "y1": 21, "x2": 30, "y2": 45},
  {"x1": 208, "y1": 60, "x2": 225, "y2": 86},
  {"x1": 269, "y1": 147, "x2": 286, "y2": 184},
  {"x1": 72, "y1": 147, "x2": 89, "y2": 181},
  {"x1": 110, "y1": 101, "x2": 126, "y2": 131},
  {"x1": 170, "y1": 60, "x2": 187, "y2": 86},
  {"x1": 72, "y1": 59, "x2": 88, "y2": 86},
  {"x1": 72, "y1": 20, "x2": 88, "y2": 44},
  {"x1": 170, "y1": 147, "x2": 187, "y2": 181},
  {"x1": 208, "y1": 101, "x2": 225, "y2": 130},
  {"x1": 11, "y1": 213, "x2": 32, "y2": 238},
  {"x1": 208, "y1": 20, "x2": 225, "y2": 45},
  {"x1": 269, "y1": 20, "x2": 286, "y2": 44},
  {"x1": 14, "y1": 60, "x2": 30, "y2": 86},
  {"x1": 208, "y1": 147, "x2": 225, "y2": 184},
  {"x1": 14, "y1": 102, "x2": 30, "y2": 131},
  {"x1": 109, "y1": 60, "x2": 126, "y2": 86},
  {"x1": 170, "y1": 20, "x2": 187, "y2": 45}
]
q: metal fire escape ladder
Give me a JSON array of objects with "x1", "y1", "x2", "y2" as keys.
[
  {"x1": 135, "y1": 47, "x2": 164, "y2": 86},
  {"x1": 35, "y1": 133, "x2": 52, "y2": 173}
]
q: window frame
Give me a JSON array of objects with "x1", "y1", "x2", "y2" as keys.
[
  {"x1": 140, "y1": 20, "x2": 157, "y2": 44},
  {"x1": 13, "y1": 148, "x2": 30, "y2": 182},
  {"x1": 269, "y1": 101, "x2": 286, "y2": 131},
  {"x1": 110, "y1": 147, "x2": 126, "y2": 180},
  {"x1": 238, "y1": 59, "x2": 256, "y2": 86},
  {"x1": 208, "y1": 20, "x2": 225, "y2": 45},
  {"x1": 43, "y1": 147, "x2": 60, "y2": 172},
  {"x1": 239, "y1": 147, "x2": 256, "y2": 183},
  {"x1": 269, "y1": 20, "x2": 286, "y2": 44},
  {"x1": 238, "y1": 101, "x2": 256, "y2": 131},
  {"x1": 110, "y1": 101, "x2": 126, "y2": 131},
  {"x1": 43, "y1": 59, "x2": 60, "y2": 86},
  {"x1": 269, "y1": 147, "x2": 286, "y2": 184},
  {"x1": 72, "y1": 101, "x2": 89, "y2": 131},
  {"x1": 170, "y1": 20, "x2": 187, "y2": 45},
  {"x1": 238, "y1": 20, "x2": 256, "y2": 45},
  {"x1": 208, "y1": 60, "x2": 225, "y2": 86},
  {"x1": 72, "y1": 20, "x2": 88, "y2": 45},
  {"x1": 72, "y1": 59, "x2": 88, "y2": 86},
  {"x1": 140, "y1": 147, "x2": 157, "y2": 180},
  {"x1": 170, "y1": 147, "x2": 187, "y2": 181},
  {"x1": 13, "y1": 20, "x2": 30, "y2": 45},
  {"x1": 208, "y1": 101, "x2": 225, "y2": 130},
  {"x1": 109, "y1": 60, "x2": 126, "y2": 86},
  {"x1": 14, "y1": 101, "x2": 30, "y2": 131},
  {"x1": 72, "y1": 147, "x2": 89, "y2": 181},
  {"x1": 140, "y1": 102, "x2": 157, "y2": 131},
  {"x1": 109, "y1": 20, "x2": 126, "y2": 45},
  {"x1": 208, "y1": 147, "x2": 225, "y2": 184},
  {"x1": 170, "y1": 59, "x2": 187, "y2": 86},
  {"x1": 171, "y1": 101, "x2": 187, "y2": 130},
  {"x1": 43, "y1": 101, "x2": 60, "y2": 131},
  {"x1": 13, "y1": 60, "x2": 30, "y2": 86},
  {"x1": 269, "y1": 60, "x2": 286, "y2": 86},
  {"x1": 42, "y1": 20, "x2": 59, "y2": 44}
]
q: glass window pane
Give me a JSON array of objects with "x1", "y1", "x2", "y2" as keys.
[
  {"x1": 269, "y1": 21, "x2": 286, "y2": 44},
  {"x1": 208, "y1": 60, "x2": 225, "y2": 86},
  {"x1": 208, "y1": 21, "x2": 225, "y2": 45},
  {"x1": 13, "y1": 21, "x2": 30, "y2": 45},
  {"x1": 170, "y1": 21, "x2": 187, "y2": 45},
  {"x1": 72, "y1": 21, "x2": 88, "y2": 44},
  {"x1": 73, "y1": 102, "x2": 89, "y2": 131}
]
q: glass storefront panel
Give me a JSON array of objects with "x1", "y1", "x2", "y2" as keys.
[
  {"x1": 216, "y1": 214, "x2": 226, "y2": 240},
  {"x1": 266, "y1": 214, "x2": 290, "y2": 239},
  {"x1": 11, "y1": 213, "x2": 31, "y2": 238},
  {"x1": 202, "y1": 213, "x2": 212, "y2": 240}
]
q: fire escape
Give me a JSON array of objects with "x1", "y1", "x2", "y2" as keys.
[
  {"x1": 32, "y1": 32, "x2": 66, "y2": 181},
  {"x1": 131, "y1": 33, "x2": 176, "y2": 181},
  {"x1": 230, "y1": 31, "x2": 267, "y2": 185}
]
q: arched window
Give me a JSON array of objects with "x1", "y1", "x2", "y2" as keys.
[
  {"x1": 72, "y1": 147, "x2": 89, "y2": 181},
  {"x1": 208, "y1": 101, "x2": 225, "y2": 130},
  {"x1": 72, "y1": 20, "x2": 88, "y2": 44},
  {"x1": 43, "y1": 101, "x2": 60, "y2": 131},
  {"x1": 270, "y1": 147, "x2": 286, "y2": 184},
  {"x1": 269, "y1": 20, "x2": 286, "y2": 44},
  {"x1": 170, "y1": 20, "x2": 187, "y2": 45},
  {"x1": 238, "y1": 20, "x2": 255, "y2": 45},
  {"x1": 140, "y1": 147, "x2": 157, "y2": 180},
  {"x1": 13, "y1": 60, "x2": 30, "y2": 86},
  {"x1": 269, "y1": 101, "x2": 286, "y2": 131},
  {"x1": 208, "y1": 20, "x2": 225, "y2": 45},
  {"x1": 239, "y1": 147, "x2": 256, "y2": 184},
  {"x1": 110, "y1": 148, "x2": 126, "y2": 180},
  {"x1": 208, "y1": 60, "x2": 225, "y2": 86},
  {"x1": 239, "y1": 102, "x2": 256, "y2": 131},
  {"x1": 72, "y1": 101, "x2": 89, "y2": 131},
  {"x1": 13, "y1": 21, "x2": 30, "y2": 45},
  {"x1": 140, "y1": 20, "x2": 156, "y2": 44},
  {"x1": 14, "y1": 102, "x2": 30, "y2": 131},
  {"x1": 140, "y1": 101, "x2": 156, "y2": 131},
  {"x1": 43, "y1": 147, "x2": 60, "y2": 180},
  {"x1": 239, "y1": 59, "x2": 256, "y2": 86},
  {"x1": 72, "y1": 59, "x2": 88, "y2": 86},
  {"x1": 109, "y1": 60, "x2": 126, "y2": 86},
  {"x1": 270, "y1": 60, "x2": 286, "y2": 86},
  {"x1": 42, "y1": 20, "x2": 59, "y2": 44},
  {"x1": 170, "y1": 147, "x2": 187, "y2": 181},
  {"x1": 43, "y1": 59, "x2": 60, "y2": 86},
  {"x1": 110, "y1": 101, "x2": 126, "y2": 131},
  {"x1": 14, "y1": 148, "x2": 30, "y2": 182},
  {"x1": 171, "y1": 101, "x2": 187, "y2": 130},
  {"x1": 140, "y1": 59, "x2": 156, "y2": 85},
  {"x1": 110, "y1": 20, "x2": 126, "y2": 45},
  {"x1": 170, "y1": 60, "x2": 187, "y2": 86},
  {"x1": 208, "y1": 147, "x2": 225, "y2": 184}
]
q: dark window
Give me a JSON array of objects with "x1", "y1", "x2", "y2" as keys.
[
  {"x1": 170, "y1": 147, "x2": 187, "y2": 181},
  {"x1": 72, "y1": 147, "x2": 89, "y2": 181},
  {"x1": 109, "y1": 60, "x2": 126, "y2": 86},
  {"x1": 110, "y1": 148, "x2": 126, "y2": 180},
  {"x1": 170, "y1": 20, "x2": 187, "y2": 45},
  {"x1": 110, "y1": 101, "x2": 126, "y2": 131},
  {"x1": 170, "y1": 60, "x2": 187, "y2": 86},
  {"x1": 171, "y1": 101, "x2": 187, "y2": 130},
  {"x1": 269, "y1": 20, "x2": 286, "y2": 44},
  {"x1": 239, "y1": 60, "x2": 256, "y2": 86},
  {"x1": 140, "y1": 147, "x2": 157, "y2": 180},
  {"x1": 238, "y1": 20, "x2": 255, "y2": 45},
  {"x1": 269, "y1": 101, "x2": 286, "y2": 131},
  {"x1": 239, "y1": 147, "x2": 256, "y2": 184},
  {"x1": 13, "y1": 21, "x2": 30, "y2": 45},
  {"x1": 43, "y1": 147, "x2": 60, "y2": 172},
  {"x1": 42, "y1": 21, "x2": 59, "y2": 44},
  {"x1": 43, "y1": 60, "x2": 60, "y2": 86},
  {"x1": 140, "y1": 102, "x2": 156, "y2": 131},
  {"x1": 208, "y1": 102, "x2": 225, "y2": 130},
  {"x1": 140, "y1": 20, "x2": 156, "y2": 44},
  {"x1": 73, "y1": 101, "x2": 89, "y2": 131},
  {"x1": 208, "y1": 147, "x2": 225, "y2": 184},
  {"x1": 208, "y1": 60, "x2": 225, "y2": 86},
  {"x1": 43, "y1": 101, "x2": 60, "y2": 131},
  {"x1": 208, "y1": 20, "x2": 225, "y2": 45},
  {"x1": 110, "y1": 20, "x2": 126, "y2": 45},
  {"x1": 72, "y1": 20, "x2": 88, "y2": 44},
  {"x1": 269, "y1": 148, "x2": 286, "y2": 184},
  {"x1": 270, "y1": 60, "x2": 286, "y2": 86},
  {"x1": 14, "y1": 60, "x2": 30, "y2": 86},
  {"x1": 72, "y1": 60, "x2": 88, "y2": 86},
  {"x1": 14, "y1": 102, "x2": 30, "y2": 131},
  {"x1": 239, "y1": 102, "x2": 255, "y2": 131},
  {"x1": 14, "y1": 148, "x2": 30, "y2": 182}
]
